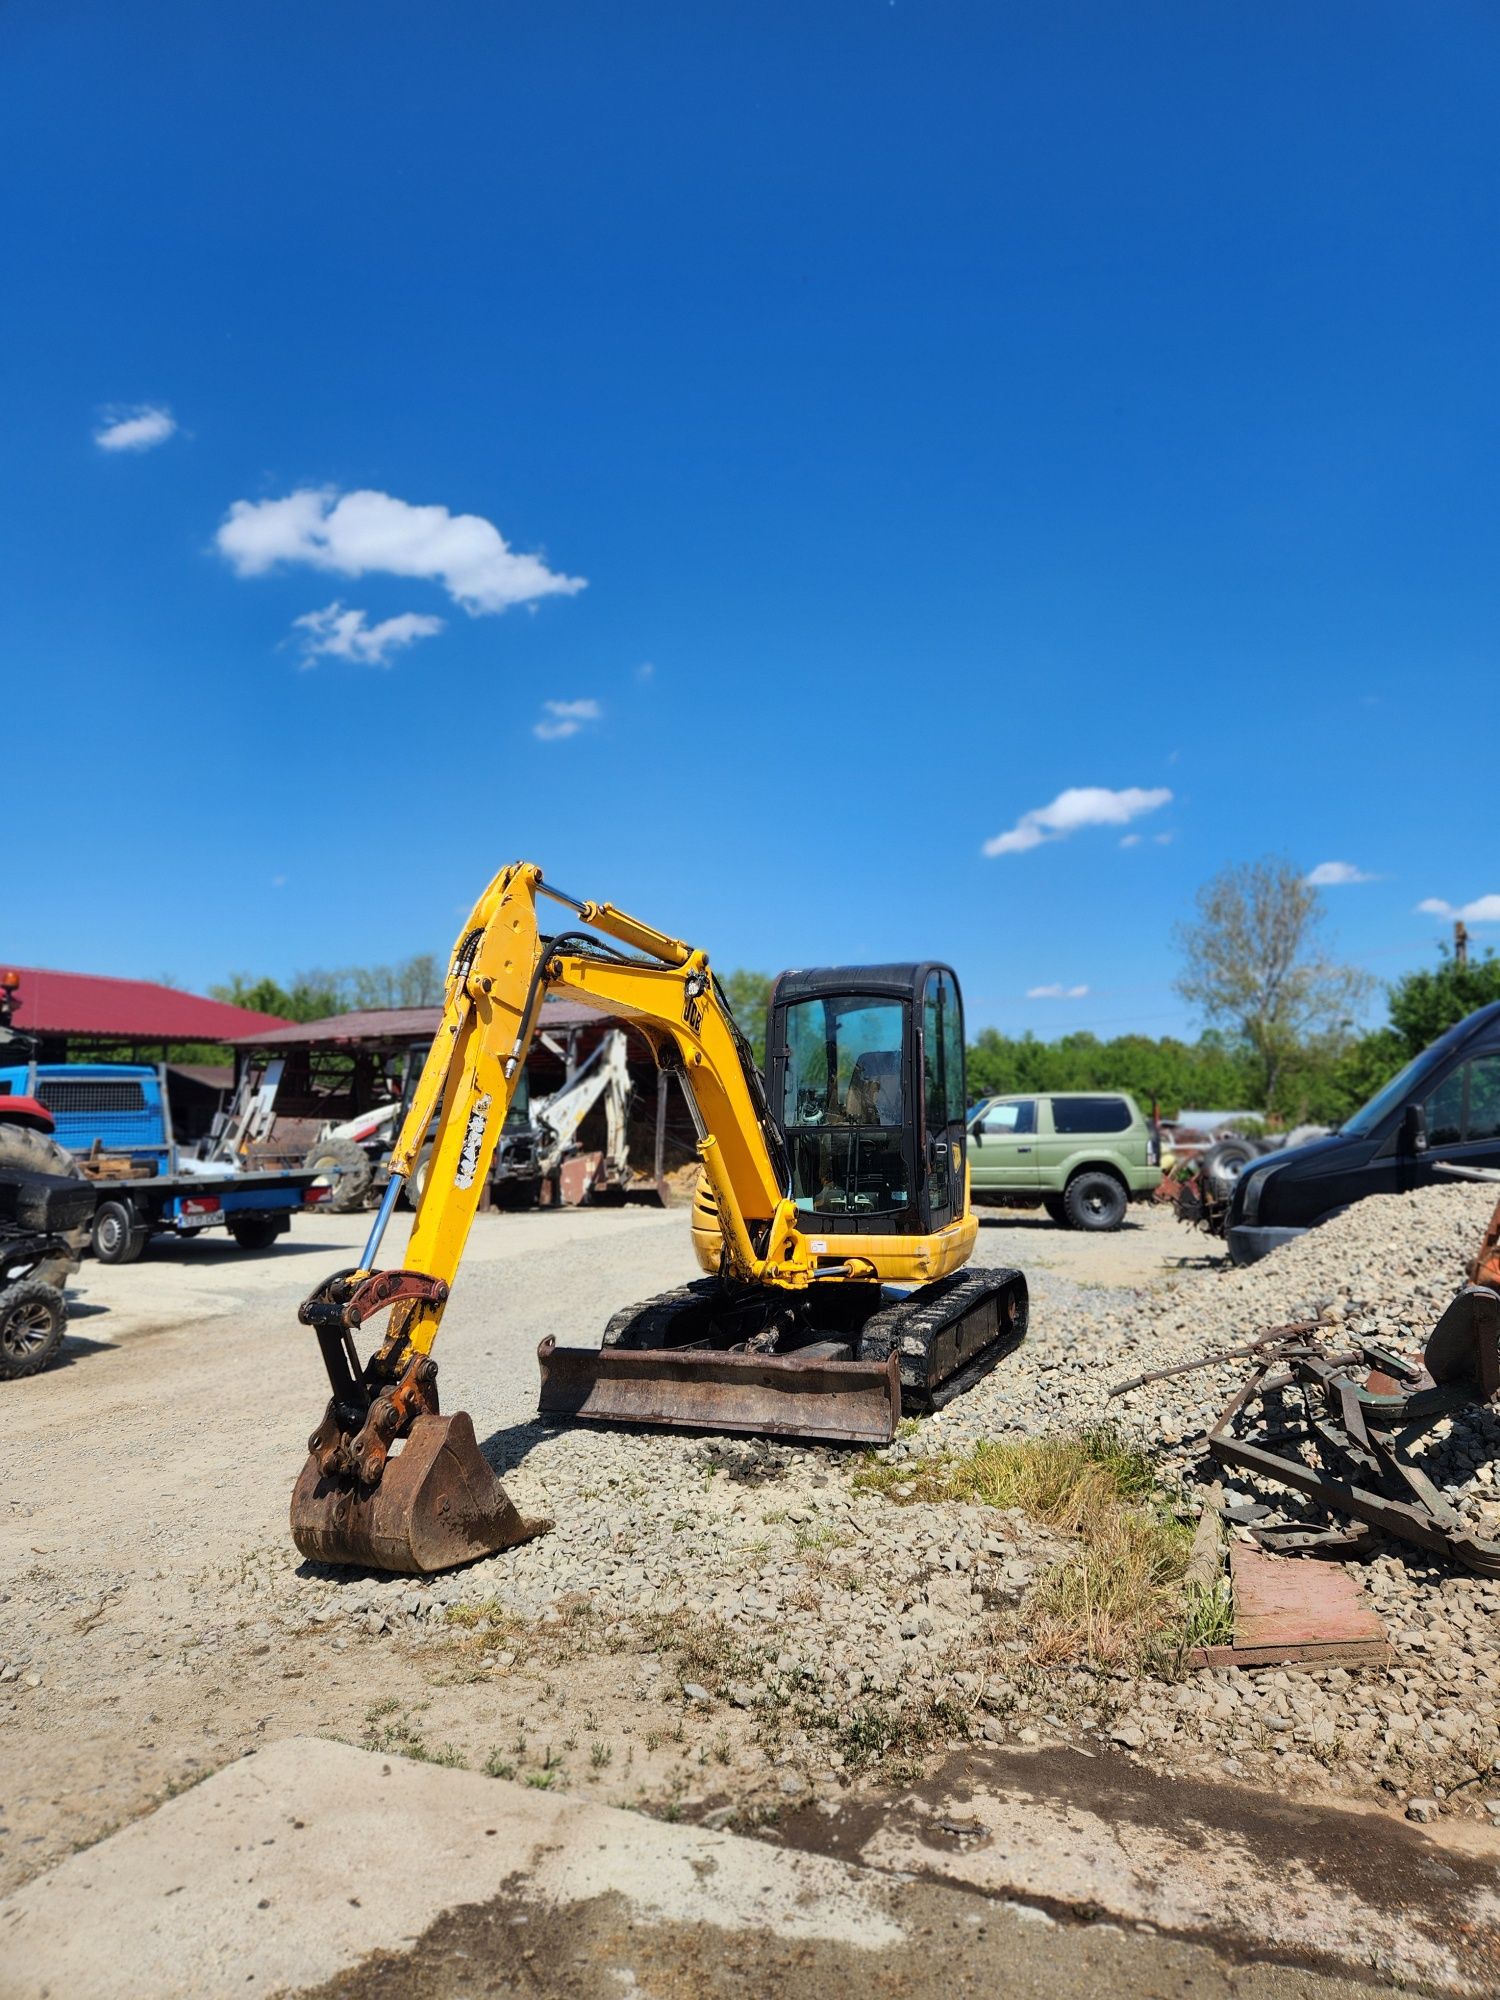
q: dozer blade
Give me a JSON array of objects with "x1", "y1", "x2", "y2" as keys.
[
  {"x1": 290, "y1": 1411, "x2": 549, "y2": 1575},
  {"x1": 536, "y1": 1337, "x2": 902, "y2": 1446}
]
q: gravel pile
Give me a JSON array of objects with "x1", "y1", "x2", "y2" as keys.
[
  {"x1": 267, "y1": 1183, "x2": 1500, "y2": 1818},
  {"x1": 949, "y1": 1180, "x2": 1498, "y2": 1457}
]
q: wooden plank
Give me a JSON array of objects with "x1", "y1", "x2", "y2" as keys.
[
  {"x1": 1185, "y1": 1544, "x2": 1390, "y2": 1671},
  {"x1": 1188, "y1": 1638, "x2": 1390, "y2": 1670}
]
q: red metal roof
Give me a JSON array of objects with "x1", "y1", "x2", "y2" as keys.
[{"x1": 7, "y1": 966, "x2": 291, "y2": 1042}]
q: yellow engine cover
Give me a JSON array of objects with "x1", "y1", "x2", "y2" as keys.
[{"x1": 689, "y1": 1176, "x2": 977, "y2": 1289}]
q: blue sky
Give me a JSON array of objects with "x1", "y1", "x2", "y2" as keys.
[{"x1": 5, "y1": 2, "x2": 1497, "y2": 1038}]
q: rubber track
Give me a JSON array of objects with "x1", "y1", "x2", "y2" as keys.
[
  {"x1": 856, "y1": 1265, "x2": 1029, "y2": 1409},
  {"x1": 600, "y1": 1279, "x2": 726, "y2": 1350}
]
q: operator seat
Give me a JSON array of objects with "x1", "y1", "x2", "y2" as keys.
[{"x1": 848, "y1": 1052, "x2": 902, "y2": 1126}]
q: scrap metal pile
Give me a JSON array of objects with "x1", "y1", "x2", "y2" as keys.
[
  {"x1": 1206, "y1": 1283, "x2": 1500, "y2": 1575},
  {"x1": 1118, "y1": 1195, "x2": 1500, "y2": 1577}
]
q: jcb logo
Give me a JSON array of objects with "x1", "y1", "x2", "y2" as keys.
[{"x1": 682, "y1": 972, "x2": 707, "y2": 1036}]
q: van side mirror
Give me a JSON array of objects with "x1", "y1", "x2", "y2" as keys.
[
  {"x1": 1402, "y1": 1102, "x2": 1429, "y2": 1155},
  {"x1": 969, "y1": 1121, "x2": 983, "y2": 1143}
]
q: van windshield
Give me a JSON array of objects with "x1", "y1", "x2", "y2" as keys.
[{"x1": 1340, "y1": 1049, "x2": 1435, "y2": 1137}]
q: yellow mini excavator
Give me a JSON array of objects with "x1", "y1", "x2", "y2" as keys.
[{"x1": 289, "y1": 863, "x2": 1027, "y2": 1573}]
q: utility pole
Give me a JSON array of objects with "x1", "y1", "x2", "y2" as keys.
[{"x1": 1455, "y1": 920, "x2": 1470, "y2": 969}]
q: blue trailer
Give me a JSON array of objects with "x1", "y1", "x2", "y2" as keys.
[{"x1": 0, "y1": 1061, "x2": 320, "y2": 1262}]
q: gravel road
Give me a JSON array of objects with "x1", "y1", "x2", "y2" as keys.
[{"x1": 6, "y1": 1188, "x2": 1500, "y2": 1947}]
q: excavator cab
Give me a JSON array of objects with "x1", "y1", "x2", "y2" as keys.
[{"x1": 768, "y1": 964, "x2": 968, "y2": 1238}]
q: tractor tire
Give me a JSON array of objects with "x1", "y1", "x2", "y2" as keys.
[
  {"x1": 0, "y1": 1278, "x2": 66, "y2": 1379},
  {"x1": 302, "y1": 1135, "x2": 375, "y2": 1213},
  {"x1": 406, "y1": 1145, "x2": 434, "y2": 1211},
  {"x1": 1042, "y1": 1195, "x2": 1069, "y2": 1227},
  {"x1": 1063, "y1": 1170, "x2": 1128, "y2": 1232},
  {"x1": 1200, "y1": 1138, "x2": 1258, "y2": 1200},
  {"x1": 0, "y1": 1126, "x2": 88, "y2": 1275},
  {"x1": 229, "y1": 1215, "x2": 282, "y2": 1252},
  {"x1": 91, "y1": 1198, "x2": 148, "y2": 1265}
]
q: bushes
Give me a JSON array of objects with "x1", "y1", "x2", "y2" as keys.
[{"x1": 965, "y1": 1027, "x2": 1262, "y2": 1121}]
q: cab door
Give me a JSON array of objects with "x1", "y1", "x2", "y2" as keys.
[{"x1": 921, "y1": 969, "x2": 969, "y2": 1230}]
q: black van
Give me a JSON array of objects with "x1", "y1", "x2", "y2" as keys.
[{"x1": 1227, "y1": 1000, "x2": 1500, "y2": 1266}]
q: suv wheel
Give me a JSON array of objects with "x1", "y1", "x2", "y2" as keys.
[{"x1": 1064, "y1": 1170, "x2": 1128, "y2": 1232}]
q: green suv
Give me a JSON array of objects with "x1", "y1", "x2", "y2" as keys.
[{"x1": 967, "y1": 1092, "x2": 1159, "y2": 1230}]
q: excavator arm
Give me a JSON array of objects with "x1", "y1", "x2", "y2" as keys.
[{"x1": 386, "y1": 861, "x2": 815, "y2": 1323}]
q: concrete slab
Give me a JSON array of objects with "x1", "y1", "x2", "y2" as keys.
[
  {"x1": 0, "y1": 1737, "x2": 1433, "y2": 2000},
  {"x1": 770, "y1": 1742, "x2": 1500, "y2": 1996},
  {"x1": 0, "y1": 1739, "x2": 897, "y2": 2000}
]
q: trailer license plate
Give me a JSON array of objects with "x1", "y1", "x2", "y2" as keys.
[{"x1": 178, "y1": 1209, "x2": 220, "y2": 1228}]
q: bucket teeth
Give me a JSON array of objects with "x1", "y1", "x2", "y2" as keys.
[{"x1": 290, "y1": 1411, "x2": 548, "y2": 1575}]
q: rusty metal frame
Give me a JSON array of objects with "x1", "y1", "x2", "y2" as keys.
[{"x1": 1204, "y1": 1286, "x2": 1500, "y2": 1578}]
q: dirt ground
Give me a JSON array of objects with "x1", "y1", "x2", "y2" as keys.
[
  {"x1": 1, "y1": 1201, "x2": 1194, "y2": 1897},
  {"x1": 971, "y1": 1199, "x2": 1209, "y2": 1288}
]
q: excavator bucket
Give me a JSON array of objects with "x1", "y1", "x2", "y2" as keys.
[
  {"x1": 536, "y1": 1337, "x2": 902, "y2": 1446},
  {"x1": 289, "y1": 1412, "x2": 549, "y2": 1575}
]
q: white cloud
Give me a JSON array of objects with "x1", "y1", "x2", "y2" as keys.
[
  {"x1": 534, "y1": 698, "x2": 601, "y2": 742},
  {"x1": 95, "y1": 404, "x2": 177, "y2": 452},
  {"x1": 983, "y1": 786, "x2": 1172, "y2": 858},
  {"x1": 636, "y1": 660, "x2": 655, "y2": 682},
  {"x1": 1306, "y1": 861, "x2": 1376, "y2": 887},
  {"x1": 1119, "y1": 834, "x2": 1142, "y2": 849},
  {"x1": 292, "y1": 600, "x2": 444, "y2": 668},
  {"x1": 216, "y1": 487, "x2": 585, "y2": 615},
  {"x1": 1418, "y1": 894, "x2": 1500, "y2": 924},
  {"x1": 1026, "y1": 983, "x2": 1090, "y2": 1000}
]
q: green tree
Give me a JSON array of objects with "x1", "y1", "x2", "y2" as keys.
[
  {"x1": 297, "y1": 954, "x2": 445, "y2": 1010},
  {"x1": 209, "y1": 973, "x2": 339, "y2": 1022},
  {"x1": 720, "y1": 969, "x2": 773, "y2": 1068},
  {"x1": 212, "y1": 954, "x2": 447, "y2": 1022},
  {"x1": 965, "y1": 1025, "x2": 1262, "y2": 1118},
  {"x1": 1173, "y1": 856, "x2": 1372, "y2": 1114},
  {"x1": 1386, "y1": 946, "x2": 1500, "y2": 1056}
]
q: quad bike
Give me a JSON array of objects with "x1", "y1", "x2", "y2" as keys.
[{"x1": 0, "y1": 1167, "x2": 95, "y2": 1379}]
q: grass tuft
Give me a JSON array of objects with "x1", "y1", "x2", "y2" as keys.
[
  {"x1": 856, "y1": 1424, "x2": 1156, "y2": 1525},
  {"x1": 858, "y1": 1425, "x2": 1225, "y2": 1669}
]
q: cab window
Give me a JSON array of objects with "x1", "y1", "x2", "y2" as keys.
[
  {"x1": 923, "y1": 978, "x2": 944, "y2": 1134},
  {"x1": 781, "y1": 994, "x2": 908, "y2": 1215},
  {"x1": 940, "y1": 972, "x2": 965, "y2": 1124}
]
